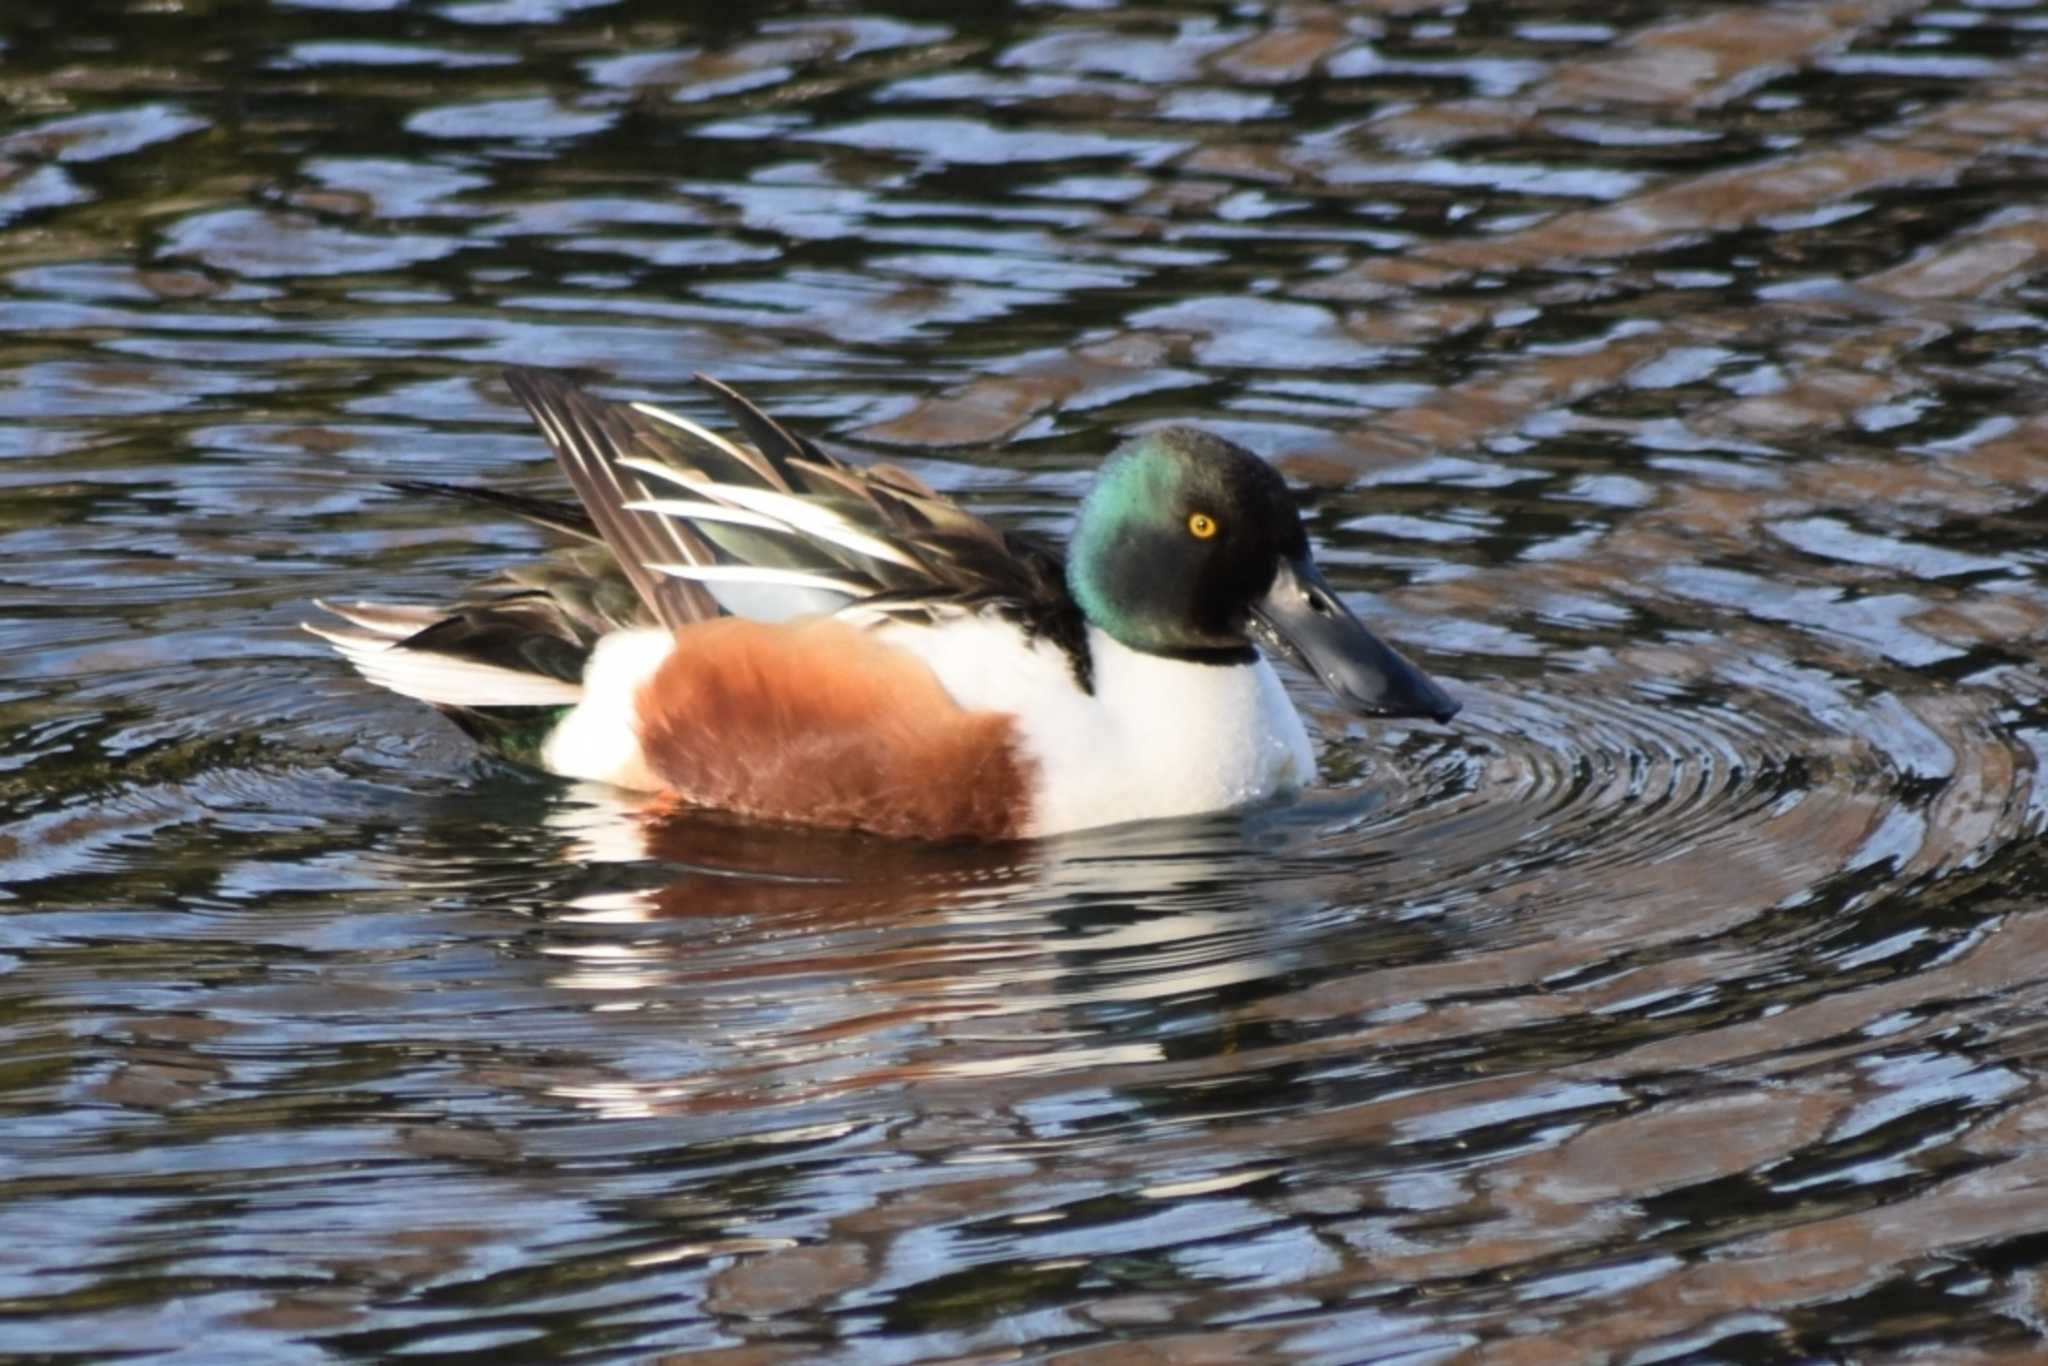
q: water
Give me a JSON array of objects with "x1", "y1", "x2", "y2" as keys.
[{"x1": 7, "y1": 0, "x2": 2048, "y2": 1358}]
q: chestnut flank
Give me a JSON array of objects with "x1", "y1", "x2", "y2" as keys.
[{"x1": 634, "y1": 618, "x2": 1034, "y2": 841}]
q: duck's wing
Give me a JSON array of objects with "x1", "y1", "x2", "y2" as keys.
[
  {"x1": 502, "y1": 366, "x2": 1084, "y2": 642},
  {"x1": 309, "y1": 371, "x2": 1096, "y2": 727}
]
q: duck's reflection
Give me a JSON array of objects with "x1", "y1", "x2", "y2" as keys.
[{"x1": 518, "y1": 783, "x2": 1396, "y2": 1119}]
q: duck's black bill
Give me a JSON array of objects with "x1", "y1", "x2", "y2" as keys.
[{"x1": 1247, "y1": 556, "x2": 1460, "y2": 723}]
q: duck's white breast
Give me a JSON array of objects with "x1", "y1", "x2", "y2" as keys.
[{"x1": 881, "y1": 617, "x2": 1315, "y2": 837}]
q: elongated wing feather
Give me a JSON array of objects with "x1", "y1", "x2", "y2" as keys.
[
  {"x1": 694, "y1": 372, "x2": 833, "y2": 487},
  {"x1": 384, "y1": 479, "x2": 599, "y2": 542},
  {"x1": 504, "y1": 368, "x2": 719, "y2": 628}
]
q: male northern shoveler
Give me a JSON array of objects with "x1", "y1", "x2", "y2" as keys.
[{"x1": 309, "y1": 369, "x2": 1459, "y2": 840}]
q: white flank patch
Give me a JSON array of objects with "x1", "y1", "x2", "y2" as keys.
[
  {"x1": 306, "y1": 624, "x2": 585, "y2": 707},
  {"x1": 539, "y1": 628, "x2": 674, "y2": 791},
  {"x1": 878, "y1": 618, "x2": 1315, "y2": 837}
]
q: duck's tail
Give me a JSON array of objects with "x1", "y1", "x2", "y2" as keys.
[
  {"x1": 304, "y1": 598, "x2": 598, "y2": 763},
  {"x1": 307, "y1": 599, "x2": 586, "y2": 709}
]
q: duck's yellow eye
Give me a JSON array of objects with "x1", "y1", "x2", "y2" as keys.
[{"x1": 1188, "y1": 512, "x2": 1218, "y2": 540}]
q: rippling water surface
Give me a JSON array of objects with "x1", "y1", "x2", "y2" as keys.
[{"x1": 9, "y1": 0, "x2": 2048, "y2": 1359}]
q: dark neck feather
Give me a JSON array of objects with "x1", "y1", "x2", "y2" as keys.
[
  {"x1": 1015, "y1": 597, "x2": 1095, "y2": 694},
  {"x1": 1137, "y1": 642, "x2": 1258, "y2": 667}
]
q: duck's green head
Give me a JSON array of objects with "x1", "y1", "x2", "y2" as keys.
[{"x1": 1066, "y1": 429, "x2": 1459, "y2": 723}]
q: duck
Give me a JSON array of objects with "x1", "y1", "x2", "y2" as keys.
[{"x1": 308, "y1": 368, "x2": 1459, "y2": 841}]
